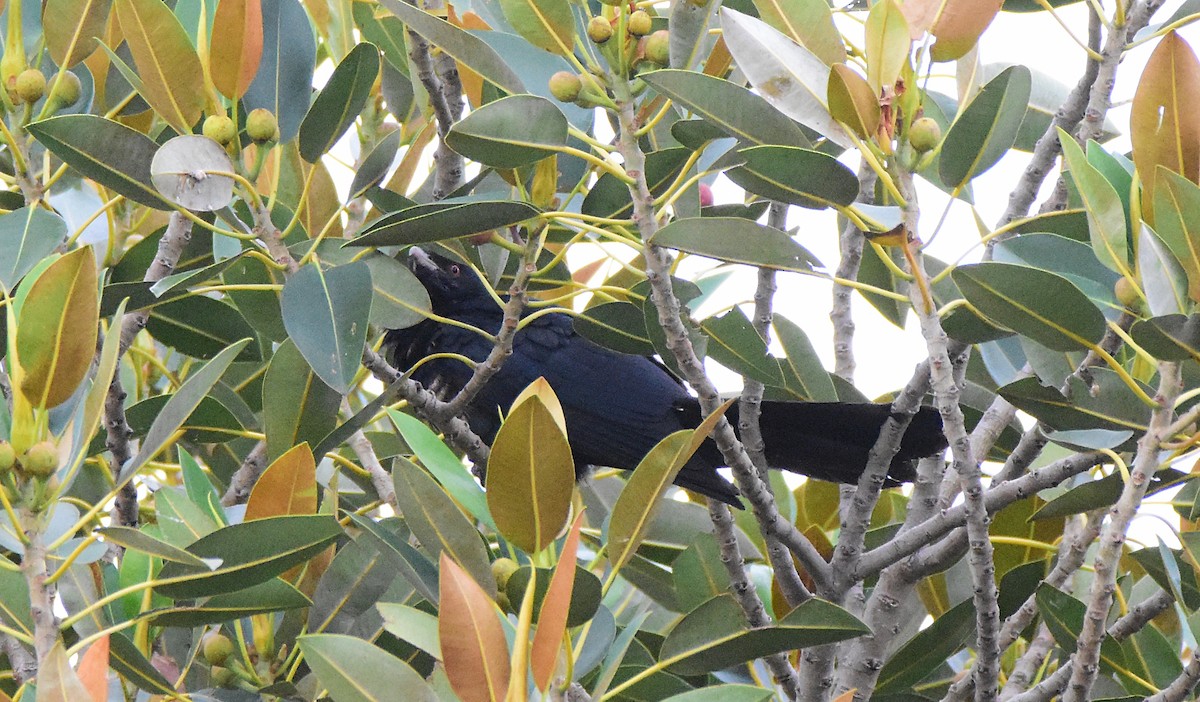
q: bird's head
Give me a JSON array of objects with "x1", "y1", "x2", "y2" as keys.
[{"x1": 408, "y1": 246, "x2": 492, "y2": 312}]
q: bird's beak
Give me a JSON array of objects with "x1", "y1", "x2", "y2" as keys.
[{"x1": 407, "y1": 246, "x2": 438, "y2": 276}]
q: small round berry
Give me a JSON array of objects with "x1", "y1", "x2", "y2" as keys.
[
  {"x1": 21, "y1": 442, "x2": 57, "y2": 478},
  {"x1": 548, "y1": 71, "x2": 583, "y2": 103},
  {"x1": 14, "y1": 69, "x2": 45, "y2": 104},
  {"x1": 246, "y1": 108, "x2": 278, "y2": 143},
  {"x1": 644, "y1": 30, "x2": 670, "y2": 65},
  {"x1": 628, "y1": 10, "x2": 653, "y2": 37},
  {"x1": 908, "y1": 117, "x2": 942, "y2": 153},
  {"x1": 587, "y1": 16, "x2": 614, "y2": 44}
]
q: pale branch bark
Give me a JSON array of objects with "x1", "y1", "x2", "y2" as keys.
[
  {"x1": 1008, "y1": 660, "x2": 1072, "y2": 702},
  {"x1": 708, "y1": 499, "x2": 801, "y2": 700},
  {"x1": 2, "y1": 634, "x2": 35, "y2": 685},
  {"x1": 105, "y1": 211, "x2": 194, "y2": 528},
  {"x1": 347, "y1": 428, "x2": 397, "y2": 509},
  {"x1": 610, "y1": 83, "x2": 833, "y2": 596},
  {"x1": 222, "y1": 440, "x2": 268, "y2": 506},
  {"x1": 997, "y1": 625, "x2": 1057, "y2": 701},
  {"x1": 398, "y1": 0, "x2": 464, "y2": 200},
  {"x1": 1062, "y1": 362, "x2": 1182, "y2": 702},
  {"x1": 830, "y1": 162, "x2": 877, "y2": 383},
  {"x1": 21, "y1": 509, "x2": 56, "y2": 664},
  {"x1": 1107, "y1": 588, "x2": 1174, "y2": 641}
]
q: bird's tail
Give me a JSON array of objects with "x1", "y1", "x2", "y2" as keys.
[{"x1": 734, "y1": 401, "x2": 948, "y2": 485}]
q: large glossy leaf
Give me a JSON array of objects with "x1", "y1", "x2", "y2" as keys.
[
  {"x1": 114, "y1": 0, "x2": 205, "y2": 133},
  {"x1": 990, "y1": 233, "x2": 1120, "y2": 313},
  {"x1": 350, "y1": 199, "x2": 541, "y2": 247},
  {"x1": 376, "y1": 0, "x2": 523, "y2": 93},
  {"x1": 725, "y1": 145, "x2": 857, "y2": 208},
  {"x1": 299, "y1": 42, "x2": 380, "y2": 162},
  {"x1": 309, "y1": 536, "x2": 403, "y2": 634},
  {"x1": 1139, "y1": 224, "x2": 1189, "y2": 316},
  {"x1": 660, "y1": 596, "x2": 869, "y2": 675},
  {"x1": 720, "y1": 8, "x2": 851, "y2": 148},
  {"x1": 486, "y1": 380, "x2": 574, "y2": 554},
  {"x1": 347, "y1": 514, "x2": 440, "y2": 603},
  {"x1": 1131, "y1": 314, "x2": 1200, "y2": 361},
  {"x1": 244, "y1": 0, "x2": 316, "y2": 142},
  {"x1": 530, "y1": 513, "x2": 584, "y2": 690},
  {"x1": 573, "y1": 302, "x2": 653, "y2": 355},
  {"x1": 45, "y1": 0, "x2": 111, "y2": 66},
  {"x1": 773, "y1": 314, "x2": 837, "y2": 401},
  {"x1": 750, "y1": 0, "x2": 844, "y2": 65},
  {"x1": 876, "y1": 599, "x2": 975, "y2": 694},
  {"x1": 350, "y1": 130, "x2": 402, "y2": 199},
  {"x1": 650, "y1": 217, "x2": 822, "y2": 272},
  {"x1": 263, "y1": 339, "x2": 341, "y2": 461},
  {"x1": 998, "y1": 371, "x2": 1153, "y2": 433},
  {"x1": 439, "y1": 553, "x2": 510, "y2": 702},
  {"x1": 446, "y1": 95, "x2": 567, "y2": 168},
  {"x1": 27, "y1": 115, "x2": 168, "y2": 209},
  {"x1": 155, "y1": 515, "x2": 343, "y2": 598},
  {"x1": 497, "y1": 0, "x2": 573, "y2": 54},
  {"x1": 246, "y1": 443, "x2": 318, "y2": 519},
  {"x1": 864, "y1": 0, "x2": 909, "y2": 92},
  {"x1": 223, "y1": 254, "x2": 287, "y2": 341},
  {"x1": 146, "y1": 578, "x2": 311, "y2": 626},
  {"x1": 1059, "y1": 132, "x2": 1131, "y2": 278},
  {"x1": 122, "y1": 339, "x2": 251, "y2": 480},
  {"x1": 299, "y1": 634, "x2": 435, "y2": 701},
  {"x1": 210, "y1": 0, "x2": 263, "y2": 98},
  {"x1": 701, "y1": 308, "x2": 783, "y2": 386},
  {"x1": 40, "y1": 641, "x2": 91, "y2": 701},
  {"x1": 145, "y1": 295, "x2": 258, "y2": 360},
  {"x1": 16, "y1": 248, "x2": 98, "y2": 410},
  {"x1": 0, "y1": 208, "x2": 67, "y2": 292},
  {"x1": 928, "y1": 0, "x2": 1003, "y2": 61},
  {"x1": 1152, "y1": 168, "x2": 1200, "y2": 301},
  {"x1": 393, "y1": 458, "x2": 495, "y2": 596},
  {"x1": 1132, "y1": 31, "x2": 1200, "y2": 220},
  {"x1": 280, "y1": 261, "x2": 372, "y2": 394},
  {"x1": 388, "y1": 410, "x2": 493, "y2": 528},
  {"x1": 939, "y1": 65, "x2": 1031, "y2": 189},
  {"x1": 827, "y1": 64, "x2": 881, "y2": 140},
  {"x1": 641, "y1": 70, "x2": 809, "y2": 147},
  {"x1": 378, "y1": 603, "x2": 441, "y2": 658},
  {"x1": 952, "y1": 262, "x2": 1106, "y2": 351},
  {"x1": 96, "y1": 526, "x2": 208, "y2": 566}
]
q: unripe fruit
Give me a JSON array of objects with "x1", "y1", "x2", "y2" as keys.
[
  {"x1": 203, "y1": 115, "x2": 237, "y2": 146},
  {"x1": 14, "y1": 69, "x2": 45, "y2": 104},
  {"x1": 644, "y1": 30, "x2": 670, "y2": 66},
  {"x1": 50, "y1": 71, "x2": 82, "y2": 109},
  {"x1": 202, "y1": 633, "x2": 234, "y2": 666},
  {"x1": 548, "y1": 71, "x2": 583, "y2": 103},
  {"x1": 21, "y1": 441, "x2": 57, "y2": 478},
  {"x1": 587, "y1": 16, "x2": 614, "y2": 44},
  {"x1": 698, "y1": 182, "x2": 714, "y2": 207},
  {"x1": 1115, "y1": 276, "x2": 1142, "y2": 310},
  {"x1": 492, "y1": 558, "x2": 519, "y2": 590},
  {"x1": 210, "y1": 666, "x2": 235, "y2": 687},
  {"x1": 0, "y1": 442, "x2": 14, "y2": 472},
  {"x1": 0, "y1": 54, "x2": 24, "y2": 94},
  {"x1": 246, "y1": 108, "x2": 278, "y2": 143},
  {"x1": 628, "y1": 10, "x2": 652, "y2": 37},
  {"x1": 908, "y1": 117, "x2": 942, "y2": 153}
]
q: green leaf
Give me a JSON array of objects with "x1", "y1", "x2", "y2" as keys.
[
  {"x1": 309, "y1": 536, "x2": 406, "y2": 634},
  {"x1": 1059, "y1": 130, "x2": 1131, "y2": 277},
  {"x1": 0, "y1": 208, "x2": 68, "y2": 293},
  {"x1": 446, "y1": 95, "x2": 568, "y2": 169},
  {"x1": 749, "y1": 0, "x2": 844, "y2": 65},
  {"x1": 1139, "y1": 223, "x2": 1189, "y2": 316},
  {"x1": 876, "y1": 599, "x2": 975, "y2": 694},
  {"x1": 145, "y1": 294, "x2": 259, "y2": 360},
  {"x1": 701, "y1": 308, "x2": 784, "y2": 386},
  {"x1": 244, "y1": 0, "x2": 316, "y2": 142},
  {"x1": 1131, "y1": 314, "x2": 1200, "y2": 362},
  {"x1": 45, "y1": 0, "x2": 112, "y2": 66},
  {"x1": 388, "y1": 410, "x2": 494, "y2": 528},
  {"x1": 1152, "y1": 168, "x2": 1200, "y2": 301},
  {"x1": 378, "y1": 603, "x2": 441, "y2": 659},
  {"x1": 299, "y1": 42, "x2": 381, "y2": 162},
  {"x1": 864, "y1": 0, "x2": 909, "y2": 93},
  {"x1": 583, "y1": 148, "x2": 690, "y2": 220},
  {"x1": 122, "y1": 339, "x2": 251, "y2": 481},
  {"x1": 16, "y1": 247, "x2": 99, "y2": 409},
  {"x1": 660, "y1": 596, "x2": 869, "y2": 675},
  {"x1": 376, "y1": 0, "x2": 523, "y2": 93},
  {"x1": 772, "y1": 314, "x2": 837, "y2": 401},
  {"x1": 726, "y1": 145, "x2": 858, "y2": 208},
  {"x1": 952, "y1": 262, "x2": 1106, "y2": 351},
  {"x1": 114, "y1": 0, "x2": 205, "y2": 133},
  {"x1": 504, "y1": 565, "x2": 602, "y2": 628},
  {"x1": 299, "y1": 634, "x2": 435, "y2": 701},
  {"x1": 393, "y1": 458, "x2": 496, "y2": 596},
  {"x1": 998, "y1": 371, "x2": 1153, "y2": 433},
  {"x1": 487, "y1": 382, "x2": 574, "y2": 554},
  {"x1": 146, "y1": 577, "x2": 311, "y2": 626},
  {"x1": 223, "y1": 253, "x2": 287, "y2": 341},
  {"x1": 640, "y1": 70, "x2": 810, "y2": 147},
  {"x1": 672, "y1": 533, "x2": 728, "y2": 612},
  {"x1": 939, "y1": 65, "x2": 1031, "y2": 189},
  {"x1": 650, "y1": 217, "x2": 822, "y2": 272},
  {"x1": 280, "y1": 261, "x2": 372, "y2": 394},
  {"x1": 350, "y1": 130, "x2": 402, "y2": 199},
  {"x1": 497, "y1": 0, "x2": 574, "y2": 55},
  {"x1": 720, "y1": 8, "x2": 851, "y2": 148},
  {"x1": 573, "y1": 302, "x2": 654, "y2": 355},
  {"x1": 97, "y1": 526, "x2": 209, "y2": 566},
  {"x1": 27, "y1": 115, "x2": 168, "y2": 209},
  {"x1": 263, "y1": 339, "x2": 341, "y2": 461},
  {"x1": 108, "y1": 633, "x2": 176, "y2": 695},
  {"x1": 348, "y1": 514, "x2": 440, "y2": 603},
  {"x1": 348, "y1": 200, "x2": 542, "y2": 248},
  {"x1": 1032, "y1": 469, "x2": 1184, "y2": 521},
  {"x1": 662, "y1": 687, "x2": 775, "y2": 702},
  {"x1": 363, "y1": 253, "x2": 433, "y2": 329},
  {"x1": 156, "y1": 514, "x2": 343, "y2": 598}
]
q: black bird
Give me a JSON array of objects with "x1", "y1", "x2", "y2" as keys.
[{"x1": 385, "y1": 247, "x2": 947, "y2": 506}]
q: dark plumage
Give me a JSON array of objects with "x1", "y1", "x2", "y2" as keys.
[{"x1": 385, "y1": 247, "x2": 947, "y2": 506}]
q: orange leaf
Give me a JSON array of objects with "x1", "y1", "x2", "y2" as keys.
[
  {"x1": 1132, "y1": 31, "x2": 1200, "y2": 224},
  {"x1": 531, "y1": 511, "x2": 584, "y2": 691},
  {"x1": 77, "y1": 635, "x2": 110, "y2": 702},
  {"x1": 210, "y1": 0, "x2": 263, "y2": 98},
  {"x1": 928, "y1": 0, "x2": 1003, "y2": 62},
  {"x1": 245, "y1": 443, "x2": 318, "y2": 520},
  {"x1": 439, "y1": 553, "x2": 511, "y2": 702}
]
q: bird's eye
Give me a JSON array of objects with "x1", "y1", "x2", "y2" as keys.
[{"x1": 448, "y1": 264, "x2": 461, "y2": 276}]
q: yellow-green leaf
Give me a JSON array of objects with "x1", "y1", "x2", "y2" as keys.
[
  {"x1": 16, "y1": 247, "x2": 99, "y2": 410},
  {"x1": 1058, "y1": 128, "x2": 1132, "y2": 279},
  {"x1": 114, "y1": 0, "x2": 206, "y2": 133},
  {"x1": 211, "y1": 0, "x2": 263, "y2": 98},
  {"x1": 750, "y1": 0, "x2": 845, "y2": 65},
  {"x1": 439, "y1": 553, "x2": 511, "y2": 702},
  {"x1": 864, "y1": 0, "x2": 909, "y2": 93},
  {"x1": 245, "y1": 443, "x2": 318, "y2": 519},
  {"x1": 44, "y1": 0, "x2": 111, "y2": 67},
  {"x1": 1131, "y1": 31, "x2": 1200, "y2": 225},
  {"x1": 827, "y1": 64, "x2": 881, "y2": 140},
  {"x1": 487, "y1": 379, "x2": 574, "y2": 554},
  {"x1": 496, "y1": 0, "x2": 575, "y2": 55}
]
